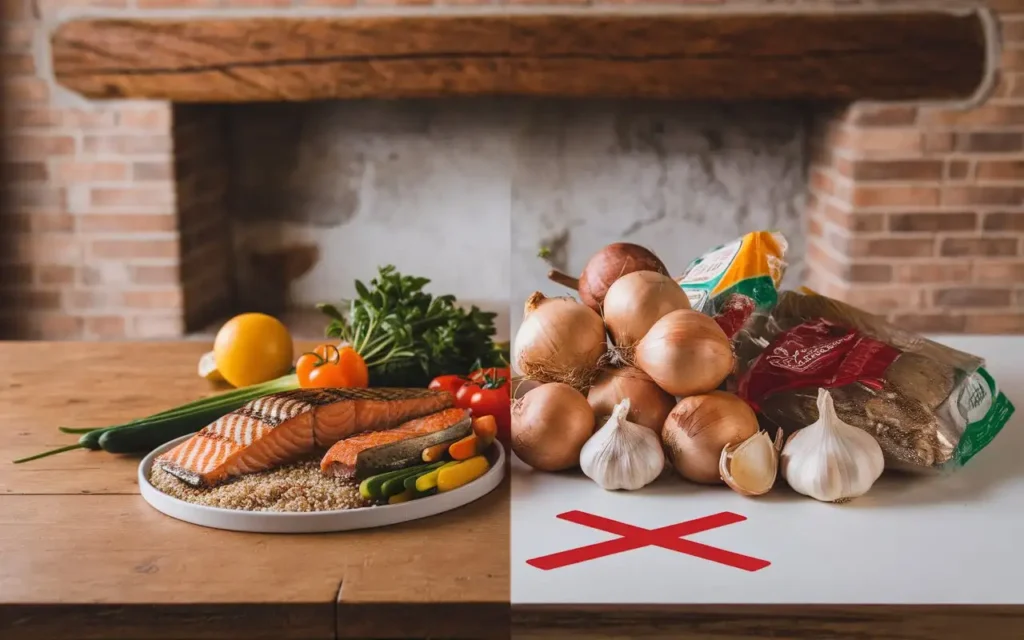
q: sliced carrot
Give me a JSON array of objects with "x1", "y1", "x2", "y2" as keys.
[
  {"x1": 471, "y1": 415, "x2": 497, "y2": 448},
  {"x1": 421, "y1": 442, "x2": 449, "y2": 462},
  {"x1": 448, "y1": 434, "x2": 478, "y2": 460}
]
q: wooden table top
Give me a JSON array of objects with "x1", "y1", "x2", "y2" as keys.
[{"x1": 0, "y1": 341, "x2": 509, "y2": 640}]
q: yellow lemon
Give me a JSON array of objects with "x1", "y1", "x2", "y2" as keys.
[
  {"x1": 213, "y1": 313, "x2": 294, "y2": 388},
  {"x1": 197, "y1": 350, "x2": 224, "y2": 383}
]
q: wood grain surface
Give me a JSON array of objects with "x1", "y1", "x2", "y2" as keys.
[
  {"x1": 50, "y1": 12, "x2": 988, "y2": 102},
  {"x1": 512, "y1": 605, "x2": 1024, "y2": 639},
  {"x1": 0, "y1": 341, "x2": 509, "y2": 640}
]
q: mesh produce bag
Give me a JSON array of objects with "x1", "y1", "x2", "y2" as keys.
[{"x1": 733, "y1": 291, "x2": 1014, "y2": 472}]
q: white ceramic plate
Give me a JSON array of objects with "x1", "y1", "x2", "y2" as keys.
[{"x1": 139, "y1": 433, "x2": 506, "y2": 533}]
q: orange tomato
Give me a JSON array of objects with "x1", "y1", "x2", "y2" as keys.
[{"x1": 296, "y1": 344, "x2": 369, "y2": 389}]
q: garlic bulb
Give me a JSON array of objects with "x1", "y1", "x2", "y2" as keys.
[
  {"x1": 580, "y1": 398, "x2": 665, "y2": 491},
  {"x1": 720, "y1": 428, "x2": 782, "y2": 496},
  {"x1": 781, "y1": 388, "x2": 885, "y2": 503}
]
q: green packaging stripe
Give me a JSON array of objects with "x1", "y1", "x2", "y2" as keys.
[
  {"x1": 951, "y1": 367, "x2": 1016, "y2": 467},
  {"x1": 681, "y1": 275, "x2": 780, "y2": 316}
]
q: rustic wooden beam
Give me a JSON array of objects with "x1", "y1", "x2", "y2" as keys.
[{"x1": 51, "y1": 12, "x2": 989, "y2": 103}]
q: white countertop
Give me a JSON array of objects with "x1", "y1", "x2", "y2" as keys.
[{"x1": 511, "y1": 335, "x2": 1024, "y2": 605}]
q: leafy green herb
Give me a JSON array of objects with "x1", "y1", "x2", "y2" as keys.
[
  {"x1": 318, "y1": 265, "x2": 507, "y2": 387},
  {"x1": 537, "y1": 246, "x2": 552, "y2": 259}
]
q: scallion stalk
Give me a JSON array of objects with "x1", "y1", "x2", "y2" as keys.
[{"x1": 15, "y1": 374, "x2": 300, "y2": 463}]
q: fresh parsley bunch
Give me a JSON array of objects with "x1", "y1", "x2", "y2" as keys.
[{"x1": 318, "y1": 265, "x2": 507, "y2": 387}]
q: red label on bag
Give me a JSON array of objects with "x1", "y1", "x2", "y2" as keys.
[
  {"x1": 713, "y1": 293, "x2": 756, "y2": 340},
  {"x1": 737, "y1": 318, "x2": 900, "y2": 410}
]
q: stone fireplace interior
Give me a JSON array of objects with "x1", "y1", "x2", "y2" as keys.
[{"x1": 4, "y1": 5, "x2": 1020, "y2": 340}]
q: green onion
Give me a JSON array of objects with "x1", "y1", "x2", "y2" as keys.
[{"x1": 15, "y1": 374, "x2": 300, "y2": 463}]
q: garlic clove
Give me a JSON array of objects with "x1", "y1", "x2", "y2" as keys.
[{"x1": 719, "y1": 429, "x2": 780, "y2": 496}]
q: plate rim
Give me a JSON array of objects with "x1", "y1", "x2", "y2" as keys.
[{"x1": 138, "y1": 431, "x2": 506, "y2": 531}]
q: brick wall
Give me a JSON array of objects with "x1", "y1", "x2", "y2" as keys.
[
  {"x1": 2, "y1": 0, "x2": 1023, "y2": 339},
  {"x1": 806, "y1": 0, "x2": 1024, "y2": 334}
]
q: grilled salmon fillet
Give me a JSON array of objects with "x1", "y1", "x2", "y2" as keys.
[
  {"x1": 321, "y1": 408, "x2": 470, "y2": 479},
  {"x1": 156, "y1": 388, "x2": 452, "y2": 487}
]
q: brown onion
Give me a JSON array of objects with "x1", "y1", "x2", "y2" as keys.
[
  {"x1": 578, "y1": 243, "x2": 669, "y2": 314},
  {"x1": 512, "y1": 382, "x2": 595, "y2": 471},
  {"x1": 634, "y1": 309, "x2": 733, "y2": 397},
  {"x1": 603, "y1": 270, "x2": 691, "y2": 347},
  {"x1": 512, "y1": 376, "x2": 542, "y2": 400},
  {"x1": 662, "y1": 391, "x2": 758, "y2": 484},
  {"x1": 587, "y1": 366, "x2": 675, "y2": 435},
  {"x1": 513, "y1": 292, "x2": 606, "y2": 387}
]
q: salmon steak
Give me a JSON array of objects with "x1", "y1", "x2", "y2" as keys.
[
  {"x1": 321, "y1": 408, "x2": 471, "y2": 479},
  {"x1": 156, "y1": 387, "x2": 452, "y2": 487}
]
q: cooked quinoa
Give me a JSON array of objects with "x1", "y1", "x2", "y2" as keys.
[{"x1": 149, "y1": 457, "x2": 372, "y2": 512}]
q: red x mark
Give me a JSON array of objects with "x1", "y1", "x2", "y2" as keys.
[{"x1": 526, "y1": 511, "x2": 770, "y2": 572}]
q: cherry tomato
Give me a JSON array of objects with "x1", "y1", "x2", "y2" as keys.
[
  {"x1": 428, "y1": 374, "x2": 469, "y2": 398},
  {"x1": 466, "y1": 387, "x2": 511, "y2": 443},
  {"x1": 297, "y1": 344, "x2": 369, "y2": 389}
]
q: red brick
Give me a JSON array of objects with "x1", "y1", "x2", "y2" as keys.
[
  {"x1": 844, "y1": 263, "x2": 892, "y2": 283},
  {"x1": 132, "y1": 162, "x2": 173, "y2": 181},
  {"x1": 303, "y1": 0, "x2": 357, "y2": 4},
  {"x1": 941, "y1": 237, "x2": 1019, "y2": 257},
  {"x1": 842, "y1": 287, "x2": 925, "y2": 313},
  {"x1": 89, "y1": 187, "x2": 174, "y2": 208},
  {"x1": 1003, "y1": 48, "x2": 1024, "y2": 71},
  {"x1": 129, "y1": 265, "x2": 181, "y2": 286},
  {"x1": 889, "y1": 212, "x2": 977, "y2": 232},
  {"x1": 65, "y1": 290, "x2": 122, "y2": 310},
  {"x1": 956, "y1": 132, "x2": 1024, "y2": 153},
  {"x1": 77, "y1": 214, "x2": 177, "y2": 233},
  {"x1": 821, "y1": 207, "x2": 886, "y2": 233},
  {"x1": 976, "y1": 160, "x2": 1024, "y2": 181},
  {"x1": 0, "y1": 0, "x2": 29, "y2": 21},
  {"x1": 983, "y1": 212, "x2": 1024, "y2": 231},
  {"x1": 4, "y1": 186, "x2": 67, "y2": 211},
  {"x1": 7, "y1": 135, "x2": 76, "y2": 159},
  {"x1": 992, "y1": 0, "x2": 1024, "y2": 14},
  {"x1": 891, "y1": 314, "x2": 966, "y2": 333},
  {"x1": 942, "y1": 186, "x2": 1024, "y2": 206},
  {"x1": 974, "y1": 261, "x2": 1024, "y2": 283},
  {"x1": 922, "y1": 132, "x2": 956, "y2": 154},
  {"x1": 847, "y1": 160, "x2": 943, "y2": 181},
  {"x1": 1003, "y1": 20, "x2": 1024, "y2": 42},
  {"x1": 4, "y1": 78, "x2": 48, "y2": 103},
  {"x1": 849, "y1": 105, "x2": 917, "y2": 127},
  {"x1": 835, "y1": 129, "x2": 922, "y2": 155},
  {"x1": 131, "y1": 315, "x2": 185, "y2": 338},
  {"x1": 54, "y1": 162, "x2": 129, "y2": 182},
  {"x1": 4, "y1": 162, "x2": 48, "y2": 182},
  {"x1": 82, "y1": 135, "x2": 172, "y2": 155},
  {"x1": 851, "y1": 186, "x2": 939, "y2": 208},
  {"x1": 37, "y1": 265, "x2": 75, "y2": 286},
  {"x1": 118, "y1": 108, "x2": 172, "y2": 130},
  {"x1": 965, "y1": 314, "x2": 1024, "y2": 334},
  {"x1": 12, "y1": 290, "x2": 62, "y2": 309},
  {"x1": 2, "y1": 24, "x2": 34, "y2": 51},
  {"x1": 6, "y1": 107, "x2": 62, "y2": 128},
  {"x1": 847, "y1": 237, "x2": 936, "y2": 258},
  {"x1": 123, "y1": 290, "x2": 184, "y2": 310},
  {"x1": 922, "y1": 105, "x2": 1024, "y2": 127},
  {"x1": 894, "y1": 262, "x2": 972, "y2": 284},
  {"x1": 137, "y1": 0, "x2": 217, "y2": 6},
  {"x1": 84, "y1": 316, "x2": 127, "y2": 338},
  {"x1": 63, "y1": 109, "x2": 119, "y2": 129},
  {"x1": 0, "y1": 264, "x2": 32, "y2": 286},
  {"x1": 934, "y1": 288, "x2": 1012, "y2": 308},
  {"x1": 2, "y1": 53, "x2": 35, "y2": 75},
  {"x1": 90, "y1": 239, "x2": 179, "y2": 260},
  {"x1": 7, "y1": 234, "x2": 79, "y2": 265},
  {"x1": 33, "y1": 314, "x2": 85, "y2": 339},
  {"x1": 946, "y1": 160, "x2": 972, "y2": 181}
]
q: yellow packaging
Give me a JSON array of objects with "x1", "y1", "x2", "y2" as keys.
[{"x1": 677, "y1": 231, "x2": 788, "y2": 314}]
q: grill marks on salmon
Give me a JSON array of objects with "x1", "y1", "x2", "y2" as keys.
[
  {"x1": 156, "y1": 388, "x2": 452, "y2": 487},
  {"x1": 321, "y1": 408, "x2": 470, "y2": 479}
]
